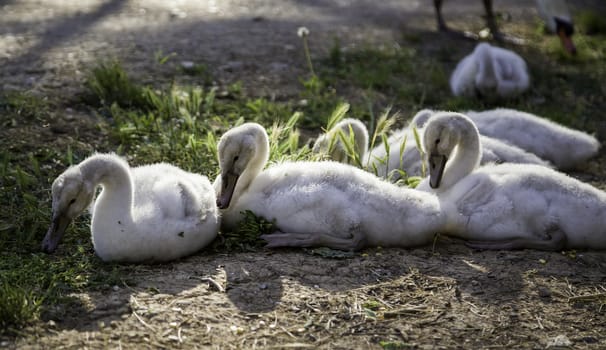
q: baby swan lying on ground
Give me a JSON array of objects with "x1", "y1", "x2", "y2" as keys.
[
  {"x1": 42, "y1": 153, "x2": 219, "y2": 262},
  {"x1": 415, "y1": 108, "x2": 600, "y2": 170},
  {"x1": 366, "y1": 110, "x2": 551, "y2": 181},
  {"x1": 214, "y1": 122, "x2": 445, "y2": 250},
  {"x1": 417, "y1": 112, "x2": 606, "y2": 251},
  {"x1": 450, "y1": 42, "x2": 529, "y2": 98},
  {"x1": 465, "y1": 108, "x2": 600, "y2": 169}
]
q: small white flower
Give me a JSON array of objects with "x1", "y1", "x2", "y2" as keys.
[
  {"x1": 180, "y1": 60, "x2": 194, "y2": 69},
  {"x1": 297, "y1": 26, "x2": 310, "y2": 38}
]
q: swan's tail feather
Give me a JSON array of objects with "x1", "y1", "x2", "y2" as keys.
[{"x1": 465, "y1": 226, "x2": 567, "y2": 251}]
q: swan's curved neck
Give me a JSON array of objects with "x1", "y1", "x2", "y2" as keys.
[
  {"x1": 442, "y1": 122, "x2": 481, "y2": 189},
  {"x1": 235, "y1": 141, "x2": 270, "y2": 201},
  {"x1": 475, "y1": 46, "x2": 496, "y2": 86},
  {"x1": 80, "y1": 155, "x2": 134, "y2": 218}
]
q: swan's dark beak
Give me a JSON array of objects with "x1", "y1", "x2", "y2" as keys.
[
  {"x1": 216, "y1": 172, "x2": 239, "y2": 209},
  {"x1": 557, "y1": 29, "x2": 576, "y2": 55},
  {"x1": 555, "y1": 18, "x2": 576, "y2": 55},
  {"x1": 428, "y1": 153, "x2": 448, "y2": 189},
  {"x1": 42, "y1": 212, "x2": 71, "y2": 253}
]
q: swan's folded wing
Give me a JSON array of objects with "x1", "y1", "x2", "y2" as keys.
[{"x1": 451, "y1": 174, "x2": 499, "y2": 218}]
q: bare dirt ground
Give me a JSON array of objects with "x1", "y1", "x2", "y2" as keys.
[
  {"x1": 9, "y1": 245, "x2": 606, "y2": 349},
  {"x1": 2, "y1": 0, "x2": 606, "y2": 348}
]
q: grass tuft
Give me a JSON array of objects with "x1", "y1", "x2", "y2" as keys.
[
  {"x1": 0, "y1": 92, "x2": 50, "y2": 121},
  {"x1": 0, "y1": 283, "x2": 43, "y2": 334},
  {"x1": 84, "y1": 60, "x2": 150, "y2": 109},
  {"x1": 212, "y1": 211, "x2": 275, "y2": 252}
]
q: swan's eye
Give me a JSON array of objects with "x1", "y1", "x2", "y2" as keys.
[{"x1": 69, "y1": 198, "x2": 76, "y2": 205}]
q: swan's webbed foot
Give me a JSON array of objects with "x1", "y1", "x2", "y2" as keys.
[
  {"x1": 261, "y1": 230, "x2": 366, "y2": 251},
  {"x1": 465, "y1": 225, "x2": 567, "y2": 251},
  {"x1": 260, "y1": 232, "x2": 315, "y2": 248}
]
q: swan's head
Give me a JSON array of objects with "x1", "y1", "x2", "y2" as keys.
[
  {"x1": 472, "y1": 43, "x2": 498, "y2": 94},
  {"x1": 554, "y1": 17, "x2": 576, "y2": 55},
  {"x1": 312, "y1": 132, "x2": 342, "y2": 160},
  {"x1": 312, "y1": 118, "x2": 368, "y2": 164},
  {"x1": 42, "y1": 167, "x2": 96, "y2": 253},
  {"x1": 537, "y1": 0, "x2": 575, "y2": 54},
  {"x1": 216, "y1": 122, "x2": 269, "y2": 209},
  {"x1": 422, "y1": 112, "x2": 478, "y2": 189},
  {"x1": 410, "y1": 109, "x2": 436, "y2": 128}
]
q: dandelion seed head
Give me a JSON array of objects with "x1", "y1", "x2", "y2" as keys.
[{"x1": 297, "y1": 26, "x2": 310, "y2": 38}]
